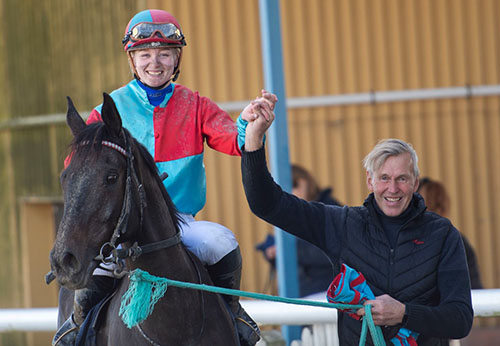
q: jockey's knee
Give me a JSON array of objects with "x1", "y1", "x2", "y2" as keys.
[
  {"x1": 181, "y1": 219, "x2": 238, "y2": 265},
  {"x1": 195, "y1": 235, "x2": 238, "y2": 266}
]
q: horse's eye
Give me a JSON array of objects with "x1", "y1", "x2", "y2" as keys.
[{"x1": 106, "y1": 174, "x2": 118, "y2": 184}]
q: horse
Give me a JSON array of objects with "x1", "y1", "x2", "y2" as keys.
[{"x1": 49, "y1": 93, "x2": 239, "y2": 345}]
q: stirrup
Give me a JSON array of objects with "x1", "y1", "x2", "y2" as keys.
[
  {"x1": 235, "y1": 310, "x2": 261, "y2": 346},
  {"x1": 52, "y1": 315, "x2": 79, "y2": 346}
]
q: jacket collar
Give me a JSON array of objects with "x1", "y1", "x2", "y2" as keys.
[{"x1": 363, "y1": 193, "x2": 427, "y2": 229}]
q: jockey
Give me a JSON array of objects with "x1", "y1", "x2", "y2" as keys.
[{"x1": 53, "y1": 9, "x2": 276, "y2": 346}]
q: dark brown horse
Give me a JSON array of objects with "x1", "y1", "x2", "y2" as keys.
[{"x1": 49, "y1": 94, "x2": 238, "y2": 345}]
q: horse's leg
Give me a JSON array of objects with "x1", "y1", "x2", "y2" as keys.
[
  {"x1": 57, "y1": 287, "x2": 75, "y2": 328},
  {"x1": 54, "y1": 275, "x2": 116, "y2": 346}
]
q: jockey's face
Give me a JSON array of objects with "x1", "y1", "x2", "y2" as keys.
[
  {"x1": 132, "y1": 48, "x2": 177, "y2": 88},
  {"x1": 366, "y1": 153, "x2": 419, "y2": 217}
]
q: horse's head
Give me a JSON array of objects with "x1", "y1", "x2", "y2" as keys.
[{"x1": 49, "y1": 94, "x2": 144, "y2": 289}]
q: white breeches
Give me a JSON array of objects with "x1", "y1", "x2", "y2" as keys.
[{"x1": 178, "y1": 213, "x2": 238, "y2": 266}]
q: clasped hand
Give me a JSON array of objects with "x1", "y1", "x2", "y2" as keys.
[
  {"x1": 243, "y1": 89, "x2": 278, "y2": 151},
  {"x1": 356, "y1": 294, "x2": 406, "y2": 326}
]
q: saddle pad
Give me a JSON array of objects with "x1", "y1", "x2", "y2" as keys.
[{"x1": 75, "y1": 291, "x2": 116, "y2": 346}]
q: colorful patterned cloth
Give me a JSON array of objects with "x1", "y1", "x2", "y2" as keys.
[{"x1": 327, "y1": 264, "x2": 419, "y2": 346}]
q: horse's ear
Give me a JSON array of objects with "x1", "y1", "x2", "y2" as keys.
[
  {"x1": 101, "y1": 93, "x2": 122, "y2": 137},
  {"x1": 66, "y1": 96, "x2": 86, "y2": 137}
]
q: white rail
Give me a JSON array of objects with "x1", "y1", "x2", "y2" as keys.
[
  {"x1": 0, "y1": 308, "x2": 57, "y2": 332},
  {"x1": 0, "y1": 289, "x2": 498, "y2": 332}
]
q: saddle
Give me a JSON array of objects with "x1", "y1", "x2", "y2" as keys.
[{"x1": 75, "y1": 291, "x2": 116, "y2": 346}]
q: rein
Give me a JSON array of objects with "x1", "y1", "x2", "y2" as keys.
[{"x1": 105, "y1": 233, "x2": 182, "y2": 261}]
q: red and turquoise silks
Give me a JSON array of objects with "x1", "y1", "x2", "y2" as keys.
[{"x1": 327, "y1": 264, "x2": 419, "y2": 346}]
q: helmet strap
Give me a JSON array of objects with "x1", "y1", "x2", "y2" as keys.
[
  {"x1": 172, "y1": 69, "x2": 180, "y2": 82},
  {"x1": 171, "y1": 48, "x2": 183, "y2": 82},
  {"x1": 127, "y1": 51, "x2": 139, "y2": 80}
]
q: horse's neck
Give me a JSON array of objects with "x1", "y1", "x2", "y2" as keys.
[
  {"x1": 125, "y1": 173, "x2": 195, "y2": 282},
  {"x1": 134, "y1": 164, "x2": 178, "y2": 244}
]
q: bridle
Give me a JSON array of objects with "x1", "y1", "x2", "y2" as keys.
[
  {"x1": 45, "y1": 132, "x2": 181, "y2": 285},
  {"x1": 93, "y1": 131, "x2": 181, "y2": 275}
]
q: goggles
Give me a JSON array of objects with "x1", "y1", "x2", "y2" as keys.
[{"x1": 122, "y1": 22, "x2": 184, "y2": 45}]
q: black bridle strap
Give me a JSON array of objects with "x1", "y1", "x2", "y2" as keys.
[
  {"x1": 108, "y1": 131, "x2": 145, "y2": 247},
  {"x1": 113, "y1": 232, "x2": 182, "y2": 261},
  {"x1": 110, "y1": 174, "x2": 132, "y2": 245}
]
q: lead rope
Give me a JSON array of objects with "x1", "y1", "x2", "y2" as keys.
[
  {"x1": 122, "y1": 269, "x2": 386, "y2": 346},
  {"x1": 125, "y1": 252, "x2": 206, "y2": 346}
]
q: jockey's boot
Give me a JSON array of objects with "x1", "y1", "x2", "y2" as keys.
[
  {"x1": 208, "y1": 247, "x2": 261, "y2": 346},
  {"x1": 52, "y1": 275, "x2": 114, "y2": 346}
]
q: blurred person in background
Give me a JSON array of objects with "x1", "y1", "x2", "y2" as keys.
[
  {"x1": 256, "y1": 164, "x2": 342, "y2": 297},
  {"x1": 53, "y1": 8, "x2": 277, "y2": 346},
  {"x1": 417, "y1": 177, "x2": 483, "y2": 289}
]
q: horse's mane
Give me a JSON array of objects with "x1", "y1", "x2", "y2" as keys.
[{"x1": 70, "y1": 121, "x2": 181, "y2": 232}]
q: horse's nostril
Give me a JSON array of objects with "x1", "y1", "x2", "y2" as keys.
[{"x1": 61, "y1": 251, "x2": 80, "y2": 272}]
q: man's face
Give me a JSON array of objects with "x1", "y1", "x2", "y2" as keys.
[{"x1": 366, "y1": 153, "x2": 419, "y2": 217}]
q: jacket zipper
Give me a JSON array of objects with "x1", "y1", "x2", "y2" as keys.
[{"x1": 389, "y1": 248, "x2": 395, "y2": 294}]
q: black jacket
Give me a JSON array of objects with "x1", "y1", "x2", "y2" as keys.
[
  {"x1": 242, "y1": 148, "x2": 473, "y2": 346},
  {"x1": 296, "y1": 188, "x2": 341, "y2": 297}
]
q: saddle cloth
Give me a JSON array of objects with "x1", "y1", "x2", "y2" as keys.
[{"x1": 75, "y1": 292, "x2": 115, "y2": 346}]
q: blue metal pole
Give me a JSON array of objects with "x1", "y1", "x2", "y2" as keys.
[{"x1": 258, "y1": 0, "x2": 301, "y2": 344}]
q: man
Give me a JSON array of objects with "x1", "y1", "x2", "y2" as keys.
[{"x1": 241, "y1": 111, "x2": 473, "y2": 345}]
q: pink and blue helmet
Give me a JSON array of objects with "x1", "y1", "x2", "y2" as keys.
[{"x1": 122, "y1": 9, "x2": 186, "y2": 52}]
